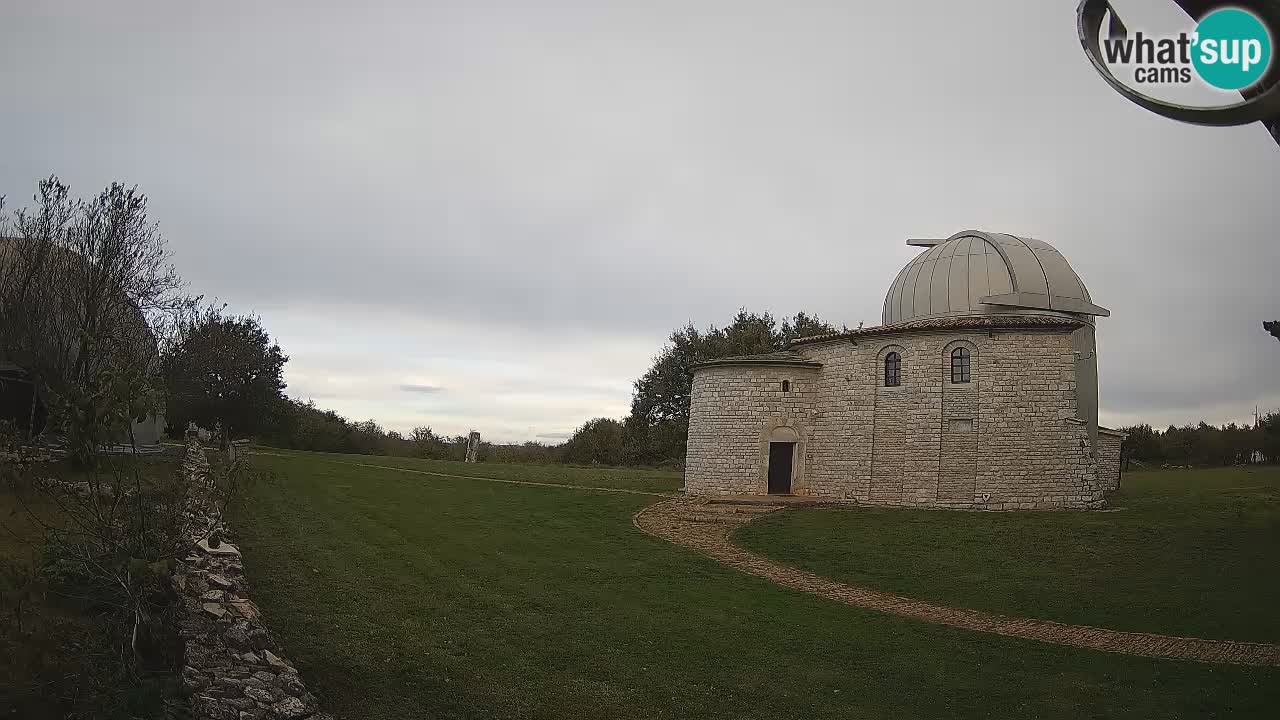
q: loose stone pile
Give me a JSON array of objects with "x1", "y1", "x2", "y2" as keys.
[
  {"x1": 0, "y1": 445, "x2": 66, "y2": 464},
  {"x1": 175, "y1": 438, "x2": 334, "y2": 720}
]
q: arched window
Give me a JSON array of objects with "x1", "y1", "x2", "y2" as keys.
[
  {"x1": 951, "y1": 347, "x2": 971, "y2": 383},
  {"x1": 884, "y1": 352, "x2": 901, "y2": 387},
  {"x1": 781, "y1": 380, "x2": 790, "y2": 393}
]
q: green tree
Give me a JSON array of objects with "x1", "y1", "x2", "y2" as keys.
[
  {"x1": 1222, "y1": 422, "x2": 1256, "y2": 465},
  {"x1": 163, "y1": 305, "x2": 288, "y2": 444},
  {"x1": 0, "y1": 177, "x2": 184, "y2": 463},
  {"x1": 1120, "y1": 419, "x2": 1273, "y2": 467},
  {"x1": 1118, "y1": 423, "x2": 1160, "y2": 468},
  {"x1": 1261, "y1": 411, "x2": 1280, "y2": 462},
  {"x1": 411, "y1": 425, "x2": 450, "y2": 459},
  {"x1": 780, "y1": 311, "x2": 840, "y2": 345},
  {"x1": 563, "y1": 417, "x2": 626, "y2": 465}
]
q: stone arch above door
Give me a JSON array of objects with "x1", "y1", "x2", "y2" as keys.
[{"x1": 769, "y1": 425, "x2": 800, "y2": 442}]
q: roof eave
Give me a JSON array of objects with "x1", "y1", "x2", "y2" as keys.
[
  {"x1": 690, "y1": 358, "x2": 823, "y2": 373},
  {"x1": 981, "y1": 293, "x2": 1110, "y2": 317},
  {"x1": 786, "y1": 315, "x2": 1085, "y2": 349}
]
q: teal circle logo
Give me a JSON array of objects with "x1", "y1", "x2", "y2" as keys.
[{"x1": 1191, "y1": 8, "x2": 1272, "y2": 90}]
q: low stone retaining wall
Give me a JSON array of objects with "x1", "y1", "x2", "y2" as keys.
[{"x1": 174, "y1": 438, "x2": 333, "y2": 720}]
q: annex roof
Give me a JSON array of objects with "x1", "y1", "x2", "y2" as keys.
[{"x1": 786, "y1": 313, "x2": 1083, "y2": 349}]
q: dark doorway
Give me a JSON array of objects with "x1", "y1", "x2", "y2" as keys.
[{"x1": 767, "y1": 442, "x2": 794, "y2": 495}]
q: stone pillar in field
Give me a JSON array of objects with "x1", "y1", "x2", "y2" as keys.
[{"x1": 465, "y1": 431, "x2": 480, "y2": 463}]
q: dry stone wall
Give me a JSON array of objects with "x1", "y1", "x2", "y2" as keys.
[
  {"x1": 686, "y1": 327, "x2": 1119, "y2": 510},
  {"x1": 175, "y1": 438, "x2": 334, "y2": 720}
]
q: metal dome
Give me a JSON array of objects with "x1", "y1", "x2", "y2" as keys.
[{"x1": 882, "y1": 230, "x2": 1108, "y2": 326}]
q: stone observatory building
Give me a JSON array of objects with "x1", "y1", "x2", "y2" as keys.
[{"x1": 684, "y1": 230, "x2": 1125, "y2": 510}]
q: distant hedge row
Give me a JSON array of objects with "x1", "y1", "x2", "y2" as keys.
[{"x1": 1119, "y1": 414, "x2": 1280, "y2": 467}]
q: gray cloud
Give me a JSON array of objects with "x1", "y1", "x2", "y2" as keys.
[
  {"x1": 398, "y1": 384, "x2": 444, "y2": 395},
  {"x1": 2, "y1": 0, "x2": 1276, "y2": 440}
]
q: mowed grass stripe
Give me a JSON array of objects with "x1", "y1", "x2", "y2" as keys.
[
  {"x1": 329, "y1": 458, "x2": 677, "y2": 497},
  {"x1": 232, "y1": 452, "x2": 1280, "y2": 720},
  {"x1": 250, "y1": 447, "x2": 684, "y2": 495}
]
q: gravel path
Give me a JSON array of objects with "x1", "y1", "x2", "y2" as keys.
[{"x1": 633, "y1": 498, "x2": 1280, "y2": 668}]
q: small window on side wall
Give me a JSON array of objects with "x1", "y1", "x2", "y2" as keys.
[
  {"x1": 884, "y1": 352, "x2": 901, "y2": 387},
  {"x1": 951, "y1": 347, "x2": 971, "y2": 383},
  {"x1": 781, "y1": 380, "x2": 790, "y2": 393}
]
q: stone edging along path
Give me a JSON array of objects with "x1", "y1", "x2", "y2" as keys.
[{"x1": 633, "y1": 498, "x2": 1280, "y2": 668}]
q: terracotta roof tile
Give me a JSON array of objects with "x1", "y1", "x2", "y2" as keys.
[
  {"x1": 690, "y1": 350, "x2": 822, "y2": 371},
  {"x1": 787, "y1": 314, "x2": 1083, "y2": 348}
]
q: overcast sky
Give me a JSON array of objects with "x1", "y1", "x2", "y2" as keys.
[{"x1": 2, "y1": 0, "x2": 1276, "y2": 442}]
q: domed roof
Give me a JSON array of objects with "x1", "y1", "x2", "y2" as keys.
[{"x1": 882, "y1": 230, "x2": 1108, "y2": 326}]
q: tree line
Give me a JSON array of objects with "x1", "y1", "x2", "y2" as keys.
[
  {"x1": 160, "y1": 320, "x2": 570, "y2": 462},
  {"x1": 252, "y1": 399, "x2": 562, "y2": 464},
  {"x1": 1118, "y1": 417, "x2": 1280, "y2": 468}
]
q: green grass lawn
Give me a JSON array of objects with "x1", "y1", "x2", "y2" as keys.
[
  {"x1": 737, "y1": 466, "x2": 1280, "y2": 644},
  {"x1": 250, "y1": 447, "x2": 685, "y2": 494},
  {"x1": 1, "y1": 452, "x2": 184, "y2": 557},
  {"x1": 233, "y1": 453, "x2": 1280, "y2": 720}
]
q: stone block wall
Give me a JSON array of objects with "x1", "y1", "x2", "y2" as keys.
[
  {"x1": 685, "y1": 326, "x2": 1110, "y2": 510},
  {"x1": 685, "y1": 365, "x2": 818, "y2": 495},
  {"x1": 801, "y1": 342, "x2": 874, "y2": 499},
  {"x1": 1097, "y1": 429, "x2": 1125, "y2": 491},
  {"x1": 938, "y1": 341, "x2": 979, "y2": 504},
  {"x1": 968, "y1": 331, "x2": 1100, "y2": 509}
]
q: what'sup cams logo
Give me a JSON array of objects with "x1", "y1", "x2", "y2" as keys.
[
  {"x1": 1078, "y1": 0, "x2": 1280, "y2": 144},
  {"x1": 1100, "y1": 6, "x2": 1271, "y2": 88}
]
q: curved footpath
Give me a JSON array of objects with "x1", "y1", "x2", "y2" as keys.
[{"x1": 633, "y1": 498, "x2": 1280, "y2": 668}]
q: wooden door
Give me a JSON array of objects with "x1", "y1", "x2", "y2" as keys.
[{"x1": 767, "y1": 442, "x2": 794, "y2": 495}]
